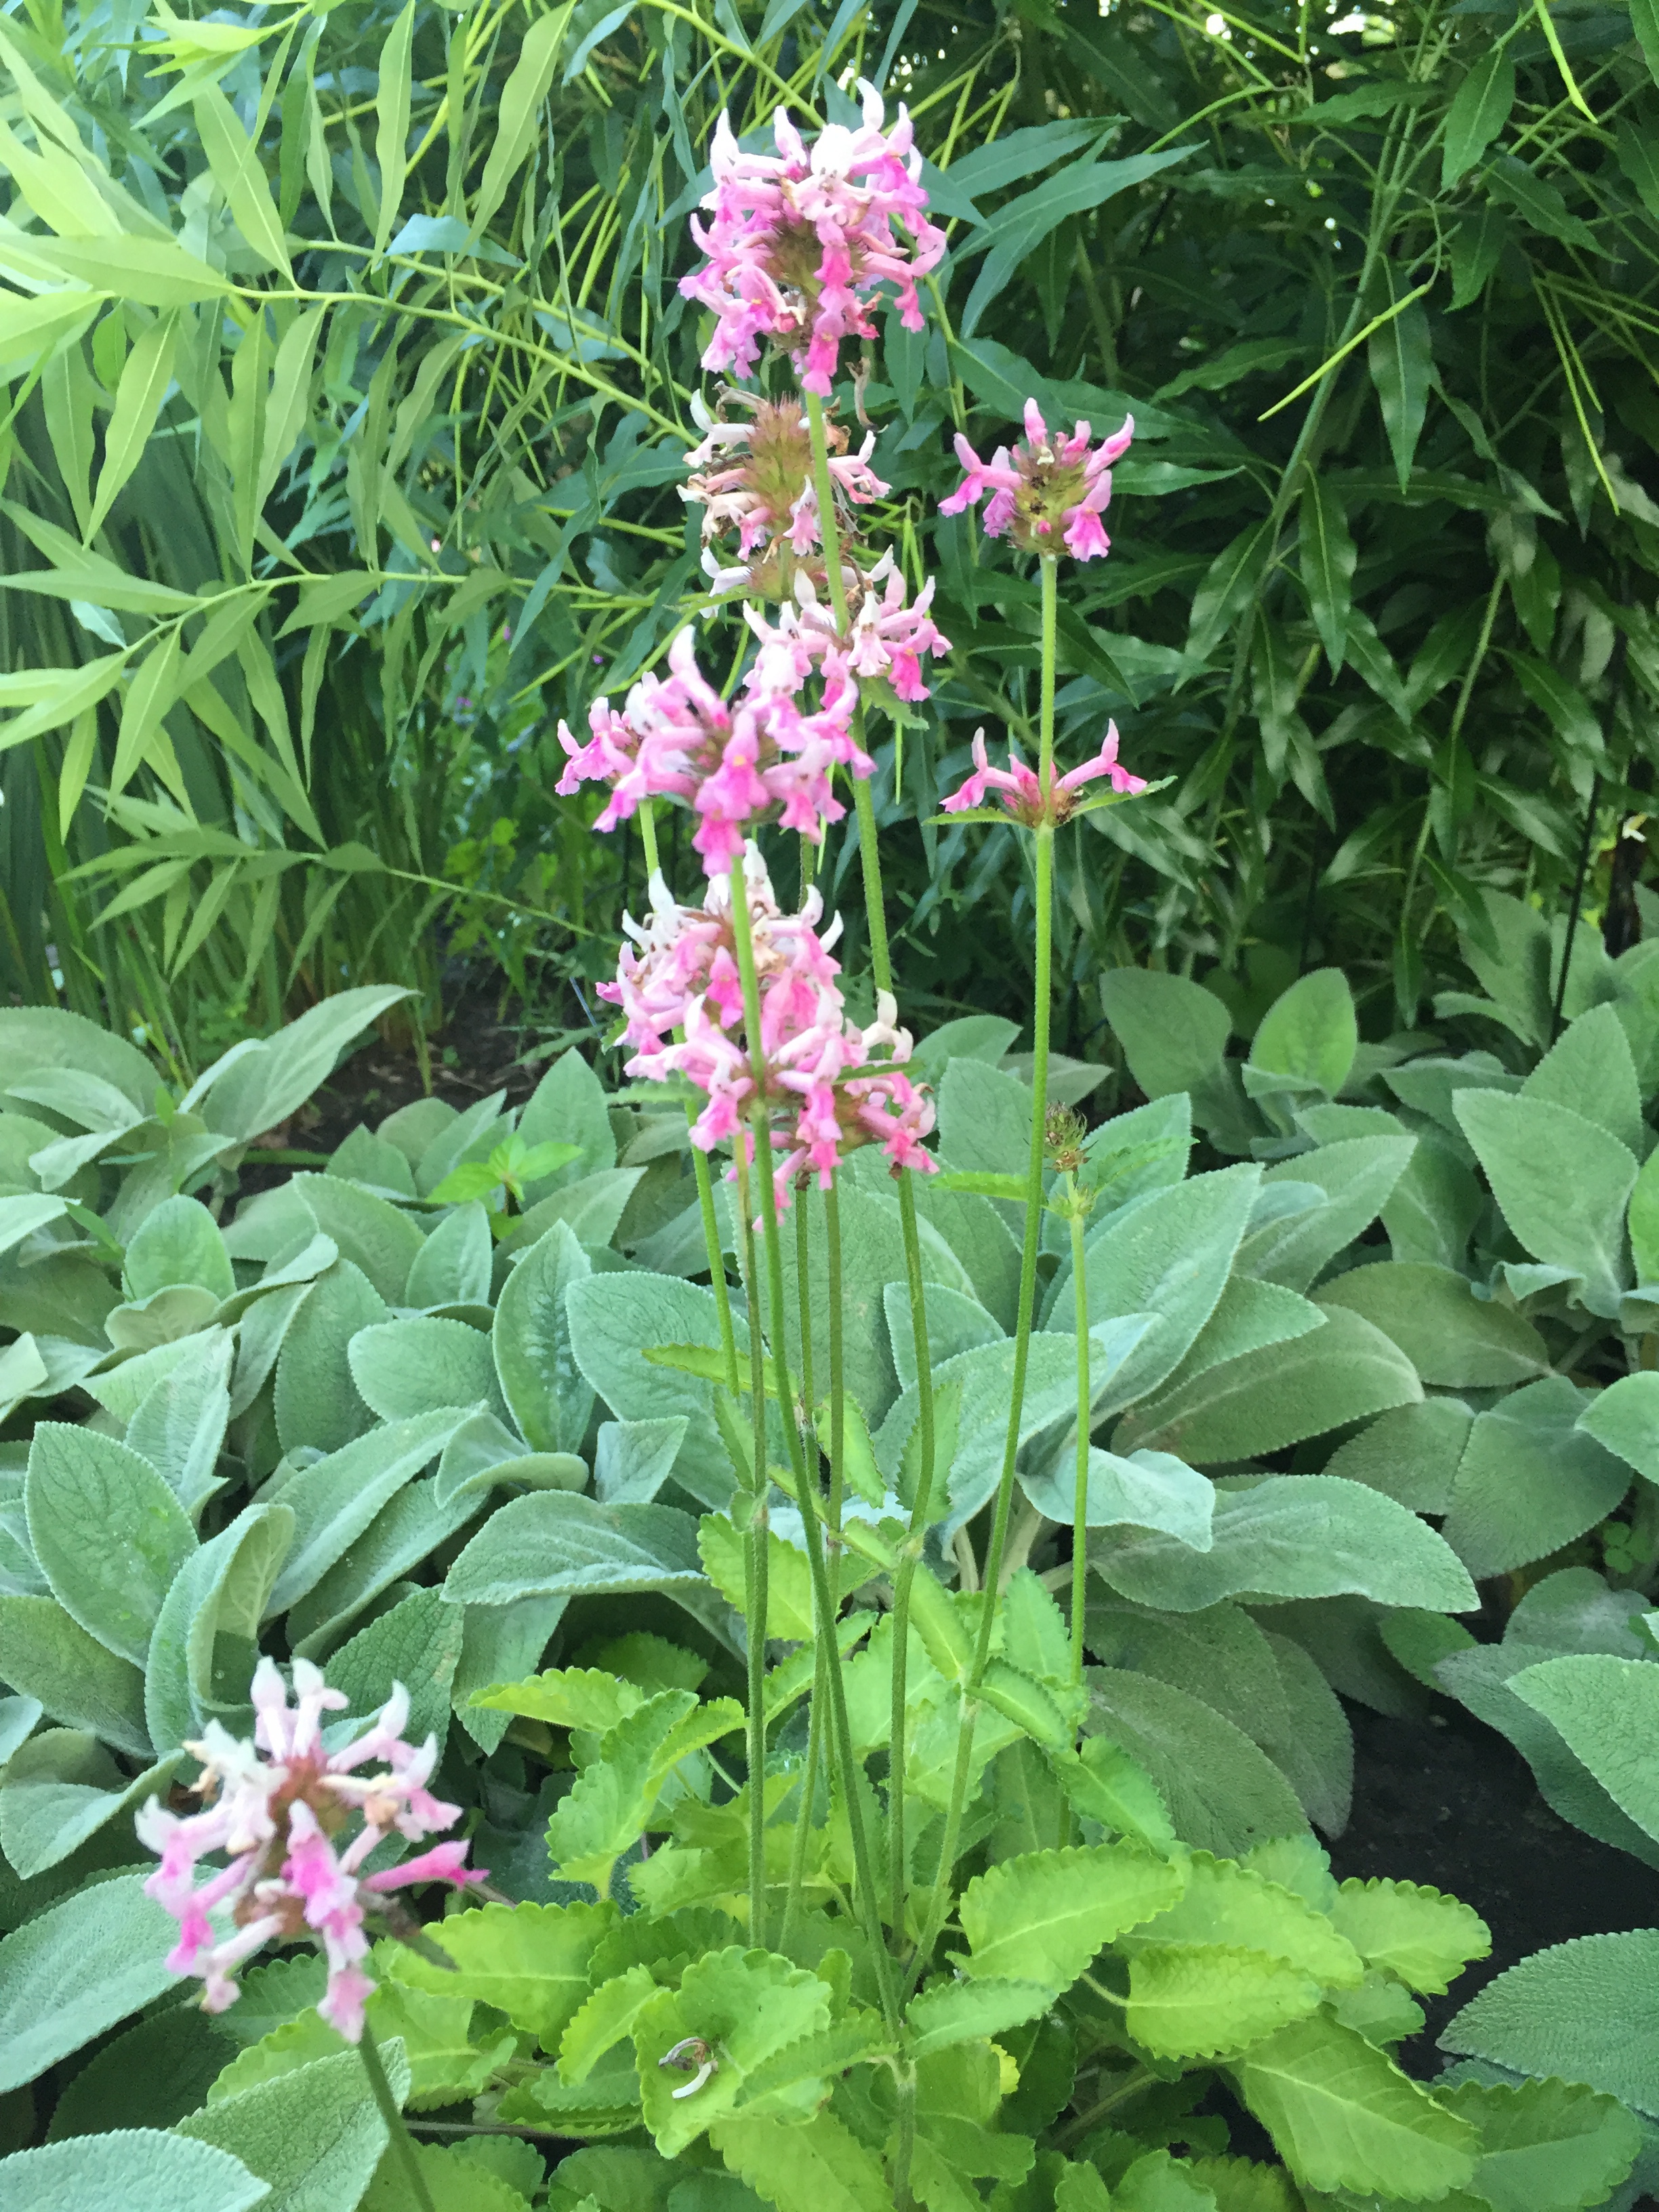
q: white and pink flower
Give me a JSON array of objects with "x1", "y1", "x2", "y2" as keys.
[
  {"x1": 137, "y1": 1657, "x2": 485, "y2": 2041},
  {"x1": 941, "y1": 398, "x2": 1134, "y2": 560},
  {"x1": 602, "y1": 850, "x2": 936, "y2": 1208},
  {"x1": 556, "y1": 626, "x2": 870, "y2": 876},
  {"x1": 743, "y1": 551, "x2": 951, "y2": 708},
  {"x1": 941, "y1": 724, "x2": 1147, "y2": 827},
  {"x1": 682, "y1": 392, "x2": 888, "y2": 577},
  {"x1": 678, "y1": 83, "x2": 947, "y2": 396}
]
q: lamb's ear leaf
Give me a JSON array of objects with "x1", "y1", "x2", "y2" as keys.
[
  {"x1": 176, "y1": 2041, "x2": 410, "y2": 2211},
  {"x1": 492, "y1": 1220, "x2": 594, "y2": 1452},
  {"x1": 1454, "y1": 1090, "x2": 1635, "y2": 1317},
  {"x1": 1440, "y1": 2073, "x2": 1643, "y2": 2212},
  {"x1": 1509, "y1": 1652, "x2": 1659, "y2": 1843},
  {"x1": 0, "y1": 1872, "x2": 181, "y2": 2095},
  {"x1": 144, "y1": 1502, "x2": 294, "y2": 1753},
  {"x1": 0, "y1": 2131, "x2": 268, "y2": 2212},
  {"x1": 25, "y1": 1423, "x2": 196, "y2": 1666}
]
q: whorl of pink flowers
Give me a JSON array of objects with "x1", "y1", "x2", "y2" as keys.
[
  {"x1": 556, "y1": 626, "x2": 871, "y2": 877},
  {"x1": 679, "y1": 83, "x2": 947, "y2": 396},
  {"x1": 136, "y1": 1657, "x2": 484, "y2": 2043},
  {"x1": 941, "y1": 724, "x2": 1147, "y2": 827},
  {"x1": 602, "y1": 851, "x2": 936, "y2": 1206},
  {"x1": 683, "y1": 392, "x2": 888, "y2": 581},
  {"x1": 941, "y1": 398, "x2": 1134, "y2": 560},
  {"x1": 744, "y1": 550, "x2": 951, "y2": 707}
]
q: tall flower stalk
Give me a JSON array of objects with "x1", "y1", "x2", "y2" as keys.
[
  {"x1": 912, "y1": 401, "x2": 1145, "y2": 1971},
  {"x1": 801, "y1": 383, "x2": 940, "y2": 1940},
  {"x1": 573, "y1": 94, "x2": 1152, "y2": 2121}
]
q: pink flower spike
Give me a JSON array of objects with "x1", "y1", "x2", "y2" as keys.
[
  {"x1": 136, "y1": 1666, "x2": 480, "y2": 2038},
  {"x1": 680, "y1": 83, "x2": 945, "y2": 396},
  {"x1": 610, "y1": 848, "x2": 935, "y2": 1214},
  {"x1": 941, "y1": 723, "x2": 1147, "y2": 826},
  {"x1": 941, "y1": 403, "x2": 1134, "y2": 561}
]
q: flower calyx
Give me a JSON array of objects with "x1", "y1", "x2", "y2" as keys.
[{"x1": 941, "y1": 397, "x2": 1134, "y2": 561}]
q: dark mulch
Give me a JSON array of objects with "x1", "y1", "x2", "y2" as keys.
[{"x1": 1334, "y1": 1700, "x2": 1656, "y2": 2192}]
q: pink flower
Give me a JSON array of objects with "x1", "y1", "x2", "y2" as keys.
[
  {"x1": 682, "y1": 392, "x2": 887, "y2": 586},
  {"x1": 556, "y1": 627, "x2": 869, "y2": 878},
  {"x1": 609, "y1": 848, "x2": 937, "y2": 1210},
  {"x1": 136, "y1": 1657, "x2": 485, "y2": 2039},
  {"x1": 941, "y1": 724, "x2": 1147, "y2": 827},
  {"x1": 941, "y1": 398, "x2": 1134, "y2": 560},
  {"x1": 679, "y1": 83, "x2": 947, "y2": 396},
  {"x1": 743, "y1": 551, "x2": 951, "y2": 708}
]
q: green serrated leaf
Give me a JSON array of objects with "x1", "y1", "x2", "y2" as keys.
[{"x1": 958, "y1": 1841, "x2": 1185, "y2": 1988}]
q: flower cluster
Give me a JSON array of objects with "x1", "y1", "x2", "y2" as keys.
[
  {"x1": 602, "y1": 852, "x2": 936, "y2": 1206},
  {"x1": 683, "y1": 392, "x2": 888, "y2": 587},
  {"x1": 942, "y1": 398, "x2": 1134, "y2": 560},
  {"x1": 138, "y1": 1658, "x2": 485, "y2": 2042},
  {"x1": 556, "y1": 626, "x2": 869, "y2": 876},
  {"x1": 745, "y1": 550, "x2": 951, "y2": 707},
  {"x1": 941, "y1": 724, "x2": 1147, "y2": 827},
  {"x1": 679, "y1": 84, "x2": 947, "y2": 395}
]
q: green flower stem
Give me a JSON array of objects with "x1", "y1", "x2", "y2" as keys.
[
  {"x1": 637, "y1": 801, "x2": 739, "y2": 1390},
  {"x1": 913, "y1": 554, "x2": 1061, "y2": 1986},
  {"x1": 803, "y1": 390, "x2": 939, "y2": 1954},
  {"x1": 825, "y1": 1176, "x2": 847, "y2": 1586},
  {"x1": 359, "y1": 2021, "x2": 436, "y2": 2212},
  {"x1": 796, "y1": 1189, "x2": 817, "y2": 1418},
  {"x1": 729, "y1": 856, "x2": 899, "y2": 2036},
  {"x1": 731, "y1": 1126, "x2": 771, "y2": 1949},
  {"x1": 1069, "y1": 1200, "x2": 1091, "y2": 1685},
  {"x1": 802, "y1": 387, "x2": 851, "y2": 634},
  {"x1": 781, "y1": 1635, "x2": 827, "y2": 1946},
  {"x1": 781, "y1": 1192, "x2": 823, "y2": 1947}
]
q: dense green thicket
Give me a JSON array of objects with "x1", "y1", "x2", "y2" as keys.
[{"x1": 5, "y1": 0, "x2": 1659, "y2": 1069}]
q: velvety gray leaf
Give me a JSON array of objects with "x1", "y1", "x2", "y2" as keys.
[
  {"x1": 0, "y1": 1729, "x2": 181, "y2": 1879},
  {"x1": 0, "y1": 1871, "x2": 181, "y2": 2092},
  {"x1": 25, "y1": 1424, "x2": 196, "y2": 1666},
  {"x1": 348, "y1": 1315, "x2": 508, "y2": 1426},
  {"x1": 1099, "y1": 1474, "x2": 1476, "y2": 1613},
  {"x1": 144, "y1": 1503, "x2": 294, "y2": 1752},
  {"x1": 273, "y1": 1261, "x2": 387, "y2": 1454},
  {"x1": 0, "y1": 1593, "x2": 150, "y2": 1757},
  {"x1": 1443, "y1": 1378, "x2": 1630, "y2": 1580},
  {"x1": 493, "y1": 1219, "x2": 592, "y2": 1452},
  {"x1": 122, "y1": 1195, "x2": 235, "y2": 1303},
  {"x1": 0, "y1": 2130, "x2": 268, "y2": 2211},
  {"x1": 264, "y1": 1408, "x2": 464, "y2": 1617}
]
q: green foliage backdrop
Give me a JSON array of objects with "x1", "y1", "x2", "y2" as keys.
[{"x1": 4, "y1": 0, "x2": 1659, "y2": 1061}]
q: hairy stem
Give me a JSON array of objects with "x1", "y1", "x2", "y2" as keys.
[
  {"x1": 359, "y1": 2022, "x2": 436, "y2": 2212},
  {"x1": 918, "y1": 554, "x2": 1061, "y2": 1978},
  {"x1": 729, "y1": 857, "x2": 899, "y2": 2032},
  {"x1": 804, "y1": 389, "x2": 939, "y2": 1955},
  {"x1": 1069, "y1": 1202, "x2": 1091, "y2": 1684},
  {"x1": 732, "y1": 1125, "x2": 771, "y2": 1948},
  {"x1": 781, "y1": 1633, "x2": 827, "y2": 1946},
  {"x1": 638, "y1": 802, "x2": 739, "y2": 1388}
]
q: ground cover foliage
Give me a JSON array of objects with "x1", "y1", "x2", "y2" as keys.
[
  {"x1": 4, "y1": 0, "x2": 1659, "y2": 1057},
  {"x1": 1, "y1": 909, "x2": 1658, "y2": 2200}
]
